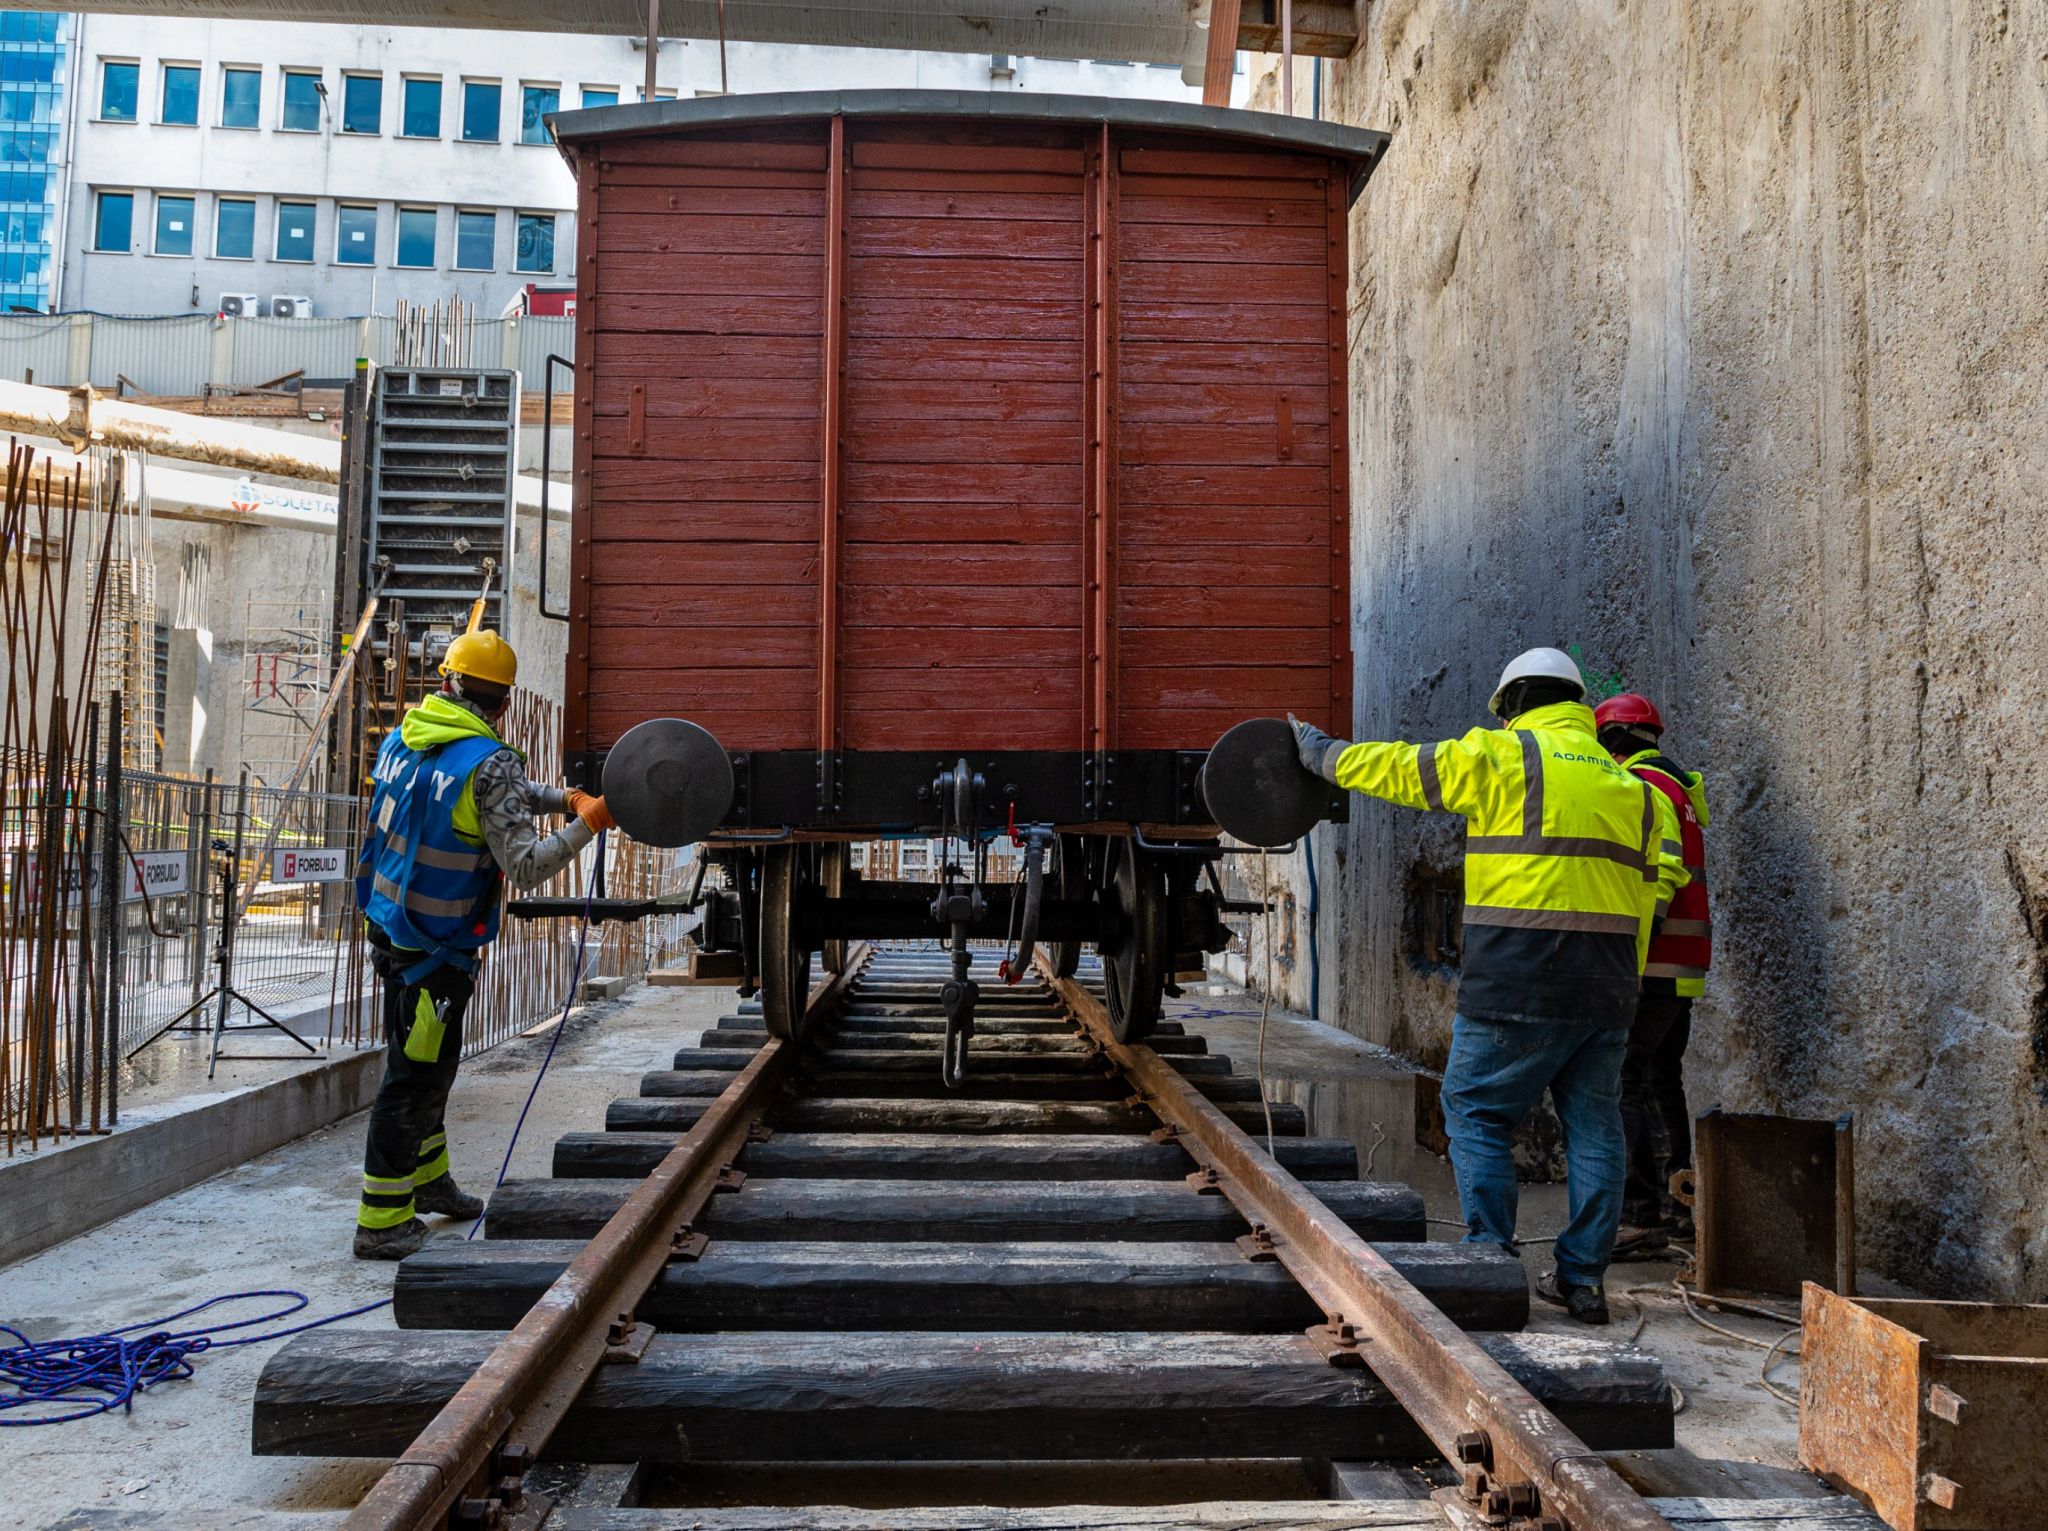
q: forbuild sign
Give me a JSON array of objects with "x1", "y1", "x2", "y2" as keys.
[
  {"x1": 274, "y1": 848, "x2": 348, "y2": 883},
  {"x1": 14, "y1": 849, "x2": 188, "y2": 904}
]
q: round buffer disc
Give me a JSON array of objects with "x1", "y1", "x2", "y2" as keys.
[
  {"x1": 601, "y1": 718, "x2": 735, "y2": 848},
  {"x1": 1201, "y1": 717, "x2": 1330, "y2": 848}
]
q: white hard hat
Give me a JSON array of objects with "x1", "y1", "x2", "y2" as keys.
[{"x1": 1488, "y1": 647, "x2": 1586, "y2": 718}]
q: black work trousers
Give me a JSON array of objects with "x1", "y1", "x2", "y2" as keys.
[
  {"x1": 357, "y1": 934, "x2": 477, "y2": 1227},
  {"x1": 1618, "y1": 989, "x2": 1693, "y2": 1227}
]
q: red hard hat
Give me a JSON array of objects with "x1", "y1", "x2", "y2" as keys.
[{"x1": 1593, "y1": 693, "x2": 1664, "y2": 734}]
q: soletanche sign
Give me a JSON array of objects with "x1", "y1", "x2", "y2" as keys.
[{"x1": 273, "y1": 847, "x2": 349, "y2": 883}]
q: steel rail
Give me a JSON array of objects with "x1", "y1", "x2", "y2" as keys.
[
  {"x1": 346, "y1": 943, "x2": 873, "y2": 1531},
  {"x1": 1041, "y1": 962, "x2": 1675, "y2": 1531}
]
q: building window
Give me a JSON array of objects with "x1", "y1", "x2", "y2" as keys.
[
  {"x1": 281, "y1": 69, "x2": 320, "y2": 131},
  {"x1": 153, "y1": 193, "x2": 194, "y2": 256},
  {"x1": 401, "y1": 76, "x2": 440, "y2": 138},
  {"x1": 93, "y1": 190, "x2": 133, "y2": 251},
  {"x1": 514, "y1": 212, "x2": 553, "y2": 273},
  {"x1": 580, "y1": 86, "x2": 616, "y2": 109},
  {"x1": 395, "y1": 206, "x2": 434, "y2": 268},
  {"x1": 275, "y1": 200, "x2": 315, "y2": 261},
  {"x1": 341, "y1": 72, "x2": 380, "y2": 134},
  {"x1": 100, "y1": 60, "x2": 138, "y2": 121},
  {"x1": 519, "y1": 83, "x2": 558, "y2": 144},
  {"x1": 460, "y1": 80, "x2": 499, "y2": 142},
  {"x1": 335, "y1": 203, "x2": 376, "y2": 265},
  {"x1": 214, "y1": 197, "x2": 255, "y2": 259},
  {"x1": 637, "y1": 86, "x2": 676, "y2": 102},
  {"x1": 453, "y1": 208, "x2": 494, "y2": 270},
  {"x1": 220, "y1": 66, "x2": 261, "y2": 128},
  {"x1": 160, "y1": 64, "x2": 200, "y2": 125}
]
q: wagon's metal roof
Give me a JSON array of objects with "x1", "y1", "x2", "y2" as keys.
[{"x1": 551, "y1": 89, "x2": 1389, "y2": 198}]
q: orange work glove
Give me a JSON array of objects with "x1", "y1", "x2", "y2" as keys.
[{"x1": 565, "y1": 788, "x2": 616, "y2": 833}]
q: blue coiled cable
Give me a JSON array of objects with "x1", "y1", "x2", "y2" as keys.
[{"x1": 1, "y1": 831, "x2": 605, "y2": 1427}]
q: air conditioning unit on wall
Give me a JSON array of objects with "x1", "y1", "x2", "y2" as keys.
[
  {"x1": 269, "y1": 295, "x2": 314, "y2": 318},
  {"x1": 218, "y1": 293, "x2": 259, "y2": 317}
]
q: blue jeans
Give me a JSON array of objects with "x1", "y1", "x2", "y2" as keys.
[{"x1": 1440, "y1": 1013, "x2": 1630, "y2": 1286}]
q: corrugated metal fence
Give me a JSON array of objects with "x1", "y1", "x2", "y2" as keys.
[{"x1": 0, "y1": 313, "x2": 577, "y2": 397}]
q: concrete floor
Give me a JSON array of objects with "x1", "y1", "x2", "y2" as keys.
[
  {"x1": 6, "y1": 969, "x2": 1830, "y2": 1523},
  {"x1": 3, "y1": 978, "x2": 727, "y2": 1526}
]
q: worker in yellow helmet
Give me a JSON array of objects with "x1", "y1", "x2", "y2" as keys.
[
  {"x1": 350, "y1": 628, "x2": 614, "y2": 1258},
  {"x1": 1290, "y1": 648, "x2": 1687, "y2": 1324}
]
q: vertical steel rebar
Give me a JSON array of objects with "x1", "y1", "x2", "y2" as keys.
[{"x1": 103, "y1": 691, "x2": 124, "y2": 1125}]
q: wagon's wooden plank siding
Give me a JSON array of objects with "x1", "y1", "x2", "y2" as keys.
[
  {"x1": 573, "y1": 116, "x2": 1359, "y2": 771},
  {"x1": 836, "y1": 126, "x2": 1089, "y2": 754},
  {"x1": 576, "y1": 131, "x2": 831, "y2": 751},
  {"x1": 1114, "y1": 142, "x2": 1344, "y2": 745}
]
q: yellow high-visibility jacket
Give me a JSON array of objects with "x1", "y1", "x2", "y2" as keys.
[{"x1": 1327, "y1": 701, "x2": 1689, "y2": 1027}]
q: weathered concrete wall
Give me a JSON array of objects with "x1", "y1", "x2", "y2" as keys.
[{"x1": 1268, "y1": 1, "x2": 2047, "y2": 1299}]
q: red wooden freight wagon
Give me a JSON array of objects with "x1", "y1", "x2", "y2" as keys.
[{"x1": 547, "y1": 91, "x2": 1385, "y2": 1057}]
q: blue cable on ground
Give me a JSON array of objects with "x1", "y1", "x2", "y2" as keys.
[{"x1": 1, "y1": 831, "x2": 605, "y2": 1425}]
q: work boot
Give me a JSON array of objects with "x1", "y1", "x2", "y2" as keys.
[
  {"x1": 1535, "y1": 1269, "x2": 1610, "y2": 1326},
  {"x1": 1610, "y1": 1222, "x2": 1671, "y2": 1261},
  {"x1": 353, "y1": 1217, "x2": 429, "y2": 1260},
  {"x1": 413, "y1": 1174, "x2": 485, "y2": 1219}
]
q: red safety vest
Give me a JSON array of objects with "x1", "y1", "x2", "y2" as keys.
[{"x1": 1626, "y1": 751, "x2": 1711, "y2": 997}]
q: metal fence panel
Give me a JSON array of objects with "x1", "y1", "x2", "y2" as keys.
[
  {"x1": 0, "y1": 315, "x2": 76, "y2": 386},
  {"x1": 87, "y1": 315, "x2": 215, "y2": 394},
  {"x1": 226, "y1": 317, "x2": 363, "y2": 387},
  {"x1": 516, "y1": 315, "x2": 576, "y2": 390}
]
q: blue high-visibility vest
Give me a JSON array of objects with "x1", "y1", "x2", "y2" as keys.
[{"x1": 356, "y1": 730, "x2": 505, "y2": 981}]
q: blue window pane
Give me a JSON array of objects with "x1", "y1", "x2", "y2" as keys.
[
  {"x1": 396, "y1": 207, "x2": 434, "y2": 267},
  {"x1": 221, "y1": 67, "x2": 260, "y2": 127},
  {"x1": 454, "y1": 209, "x2": 493, "y2": 270},
  {"x1": 580, "y1": 87, "x2": 616, "y2": 109},
  {"x1": 336, "y1": 204, "x2": 375, "y2": 264},
  {"x1": 401, "y1": 77, "x2": 440, "y2": 137},
  {"x1": 342, "y1": 73, "x2": 380, "y2": 133},
  {"x1": 461, "y1": 80, "x2": 499, "y2": 142},
  {"x1": 281, "y1": 71, "x2": 320, "y2": 131},
  {"x1": 94, "y1": 191, "x2": 132, "y2": 251},
  {"x1": 215, "y1": 198, "x2": 254, "y2": 258},
  {"x1": 275, "y1": 200, "x2": 315, "y2": 261},
  {"x1": 161, "y1": 64, "x2": 198, "y2": 124},
  {"x1": 100, "y1": 60, "x2": 137, "y2": 121},
  {"x1": 153, "y1": 194, "x2": 193, "y2": 256},
  {"x1": 514, "y1": 213, "x2": 554, "y2": 274},
  {"x1": 520, "y1": 84, "x2": 557, "y2": 144}
]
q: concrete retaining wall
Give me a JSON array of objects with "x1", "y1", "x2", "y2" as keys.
[{"x1": 1267, "y1": 0, "x2": 2047, "y2": 1298}]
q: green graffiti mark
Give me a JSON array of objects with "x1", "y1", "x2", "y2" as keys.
[{"x1": 1567, "y1": 644, "x2": 1629, "y2": 703}]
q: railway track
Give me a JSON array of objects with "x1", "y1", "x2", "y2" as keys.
[{"x1": 253, "y1": 948, "x2": 1866, "y2": 1531}]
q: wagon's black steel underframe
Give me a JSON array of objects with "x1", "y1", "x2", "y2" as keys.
[{"x1": 565, "y1": 748, "x2": 1349, "y2": 834}]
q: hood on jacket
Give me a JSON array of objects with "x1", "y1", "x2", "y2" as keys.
[
  {"x1": 1625, "y1": 748, "x2": 1709, "y2": 828},
  {"x1": 1503, "y1": 700, "x2": 1600, "y2": 739},
  {"x1": 400, "y1": 692, "x2": 503, "y2": 753}
]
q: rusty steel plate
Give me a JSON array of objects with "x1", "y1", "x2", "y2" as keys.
[
  {"x1": 602, "y1": 718, "x2": 734, "y2": 847},
  {"x1": 1201, "y1": 717, "x2": 1328, "y2": 848}
]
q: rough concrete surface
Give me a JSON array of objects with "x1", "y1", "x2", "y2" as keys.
[
  {"x1": 1242, "y1": 1, "x2": 2048, "y2": 1300},
  {"x1": 0, "y1": 979, "x2": 722, "y2": 1527}
]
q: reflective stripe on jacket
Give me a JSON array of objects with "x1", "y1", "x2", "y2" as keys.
[
  {"x1": 1625, "y1": 749, "x2": 1711, "y2": 998},
  {"x1": 1328, "y1": 700, "x2": 1688, "y2": 1028},
  {"x1": 355, "y1": 729, "x2": 506, "y2": 976}
]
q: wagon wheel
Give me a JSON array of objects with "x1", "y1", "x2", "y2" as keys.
[
  {"x1": 1100, "y1": 838, "x2": 1166, "y2": 1044},
  {"x1": 819, "y1": 844, "x2": 849, "y2": 976},
  {"x1": 1044, "y1": 834, "x2": 1086, "y2": 979},
  {"x1": 759, "y1": 845, "x2": 815, "y2": 1042}
]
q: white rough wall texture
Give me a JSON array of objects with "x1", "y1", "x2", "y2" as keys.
[{"x1": 1265, "y1": 0, "x2": 2047, "y2": 1299}]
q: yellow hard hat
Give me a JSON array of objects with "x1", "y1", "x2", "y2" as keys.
[{"x1": 441, "y1": 628, "x2": 518, "y2": 688}]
